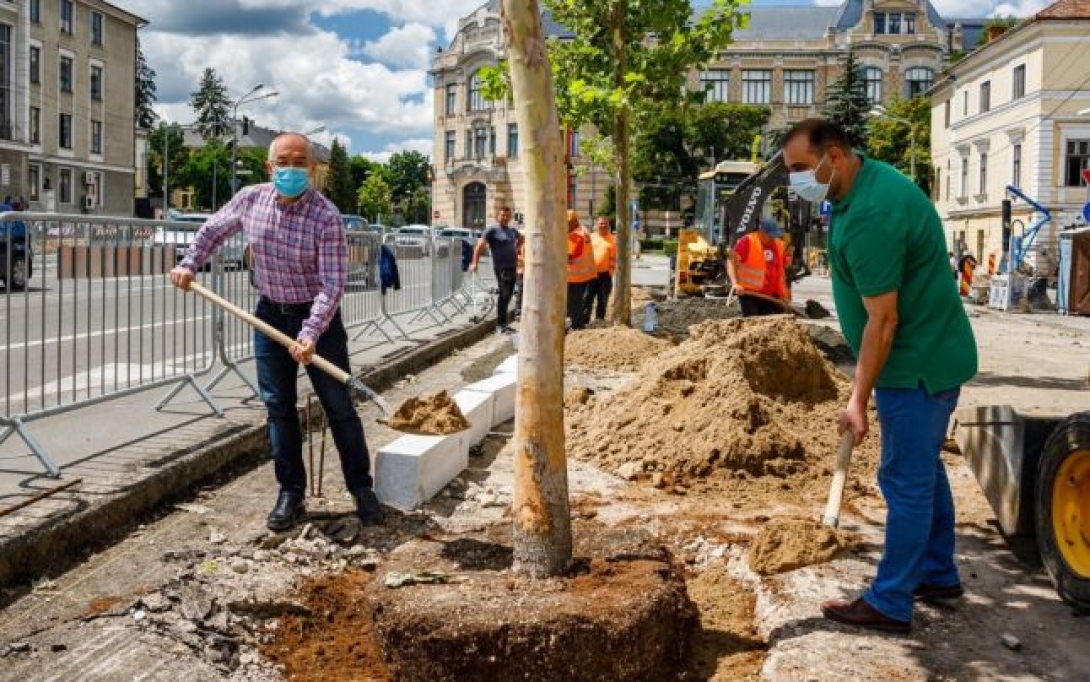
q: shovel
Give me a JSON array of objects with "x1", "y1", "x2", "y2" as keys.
[
  {"x1": 187, "y1": 281, "x2": 392, "y2": 417},
  {"x1": 821, "y1": 431, "x2": 855, "y2": 528}
]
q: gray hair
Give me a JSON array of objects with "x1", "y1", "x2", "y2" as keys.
[{"x1": 268, "y1": 133, "x2": 312, "y2": 161}]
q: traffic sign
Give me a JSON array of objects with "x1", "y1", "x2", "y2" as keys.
[
  {"x1": 433, "y1": 210, "x2": 440, "y2": 218},
  {"x1": 1082, "y1": 202, "x2": 1090, "y2": 223},
  {"x1": 1082, "y1": 168, "x2": 1090, "y2": 184}
]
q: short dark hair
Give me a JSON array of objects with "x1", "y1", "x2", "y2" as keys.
[
  {"x1": 499, "y1": 205, "x2": 512, "y2": 213},
  {"x1": 783, "y1": 118, "x2": 852, "y2": 155}
]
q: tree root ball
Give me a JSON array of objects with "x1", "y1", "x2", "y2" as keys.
[{"x1": 366, "y1": 539, "x2": 697, "y2": 681}]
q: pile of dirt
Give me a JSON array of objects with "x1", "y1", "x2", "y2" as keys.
[
  {"x1": 748, "y1": 518, "x2": 853, "y2": 575},
  {"x1": 565, "y1": 327, "x2": 674, "y2": 371},
  {"x1": 633, "y1": 297, "x2": 740, "y2": 339},
  {"x1": 383, "y1": 391, "x2": 470, "y2": 435},
  {"x1": 565, "y1": 316, "x2": 880, "y2": 506}
]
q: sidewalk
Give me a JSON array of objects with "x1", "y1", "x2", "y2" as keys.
[{"x1": 0, "y1": 299, "x2": 494, "y2": 588}]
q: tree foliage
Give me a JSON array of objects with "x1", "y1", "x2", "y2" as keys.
[
  {"x1": 325, "y1": 139, "x2": 356, "y2": 214},
  {"x1": 179, "y1": 139, "x2": 232, "y2": 210},
  {"x1": 190, "y1": 68, "x2": 231, "y2": 139},
  {"x1": 349, "y1": 156, "x2": 383, "y2": 192},
  {"x1": 135, "y1": 39, "x2": 158, "y2": 129},
  {"x1": 385, "y1": 151, "x2": 430, "y2": 204},
  {"x1": 686, "y1": 102, "x2": 770, "y2": 167},
  {"x1": 822, "y1": 49, "x2": 871, "y2": 149},
  {"x1": 357, "y1": 173, "x2": 393, "y2": 223},
  {"x1": 866, "y1": 95, "x2": 932, "y2": 194},
  {"x1": 146, "y1": 123, "x2": 188, "y2": 199}
]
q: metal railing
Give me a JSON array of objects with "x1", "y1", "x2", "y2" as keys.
[{"x1": 1, "y1": 213, "x2": 485, "y2": 477}]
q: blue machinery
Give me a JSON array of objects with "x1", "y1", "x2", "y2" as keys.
[{"x1": 1003, "y1": 185, "x2": 1052, "y2": 272}]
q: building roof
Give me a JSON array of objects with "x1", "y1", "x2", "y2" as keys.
[
  {"x1": 734, "y1": 7, "x2": 840, "y2": 40},
  {"x1": 833, "y1": 0, "x2": 946, "y2": 30},
  {"x1": 1035, "y1": 0, "x2": 1090, "y2": 19},
  {"x1": 946, "y1": 18, "x2": 987, "y2": 51}
]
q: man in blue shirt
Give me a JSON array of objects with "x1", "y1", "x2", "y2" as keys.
[{"x1": 469, "y1": 206, "x2": 520, "y2": 334}]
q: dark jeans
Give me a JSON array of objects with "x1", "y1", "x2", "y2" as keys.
[
  {"x1": 254, "y1": 300, "x2": 372, "y2": 497},
  {"x1": 583, "y1": 272, "x2": 613, "y2": 322},
  {"x1": 738, "y1": 293, "x2": 784, "y2": 317},
  {"x1": 495, "y1": 267, "x2": 517, "y2": 328},
  {"x1": 513, "y1": 274, "x2": 524, "y2": 318},
  {"x1": 566, "y1": 281, "x2": 589, "y2": 330}
]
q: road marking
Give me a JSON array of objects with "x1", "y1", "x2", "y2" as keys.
[{"x1": 0, "y1": 314, "x2": 211, "y2": 352}]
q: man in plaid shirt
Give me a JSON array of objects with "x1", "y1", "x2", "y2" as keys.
[{"x1": 169, "y1": 133, "x2": 383, "y2": 532}]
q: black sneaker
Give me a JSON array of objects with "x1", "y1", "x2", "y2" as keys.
[
  {"x1": 267, "y1": 491, "x2": 306, "y2": 532},
  {"x1": 351, "y1": 488, "x2": 384, "y2": 525},
  {"x1": 500, "y1": 325, "x2": 517, "y2": 335}
]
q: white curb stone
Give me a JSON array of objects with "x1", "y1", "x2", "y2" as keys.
[
  {"x1": 374, "y1": 432, "x2": 470, "y2": 511},
  {"x1": 453, "y1": 389, "x2": 493, "y2": 447},
  {"x1": 464, "y1": 372, "x2": 518, "y2": 426},
  {"x1": 493, "y1": 354, "x2": 518, "y2": 376}
]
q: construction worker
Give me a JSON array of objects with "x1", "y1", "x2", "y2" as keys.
[
  {"x1": 566, "y1": 210, "x2": 595, "y2": 330},
  {"x1": 726, "y1": 218, "x2": 789, "y2": 316},
  {"x1": 583, "y1": 216, "x2": 617, "y2": 323},
  {"x1": 783, "y1": 118, "x2": 977, "y2": 634}
]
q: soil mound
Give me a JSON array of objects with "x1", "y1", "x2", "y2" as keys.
[
  {"x1": 634, "y1": 297, "x2": 739, "y2": 339},
  {"x1": 748, "y1": 518, "x2": 852, "y2": 575},
  {"x1": 566, "y1": 317, "x2": 875, "y2": 501},
  {"x1": 384, "y1": 391, "x2": 470, "y2": 435},
  {"x1": 565, "y1": 327, "x2": 673, "y2": 372}
]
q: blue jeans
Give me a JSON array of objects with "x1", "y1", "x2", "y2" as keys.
[
  {"x1": 864, "y1": 385, "x2": 961, "y2": 622},
  {"x1": 254, "y1": 300, "x2": 372, "y2": 497}
]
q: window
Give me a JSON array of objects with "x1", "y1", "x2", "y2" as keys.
[
  {"x1": 979, "y1": 152, "x2": 988, "y2": 195},
  {"x1": 444, "y1": 131, "x2": 455, "y2": 162},
  {"x1": 960, "y1": 156, "x2": 968, "y2": 198},
  {"x1": 468, "y1": 71, "x2": 492, "y2": 111},
  {"x1": 60, "y1": 0, "x2": 73, "y2": 34},
  {"x1": 863, "y1": 66, "x2": 883, "y2": 104},
  {"x1": 1013, "y1": 65, "x2": 1025, "y2": 100},
  {"x1": 59, "y1": 168, "x2": 72, "y2": 204},
  {"x1": 944, "y1": 100, "x2": 950, "y2": 128},
  {"x1": 979, "y1": 81, "x2": 991, "y2": 113},
  {"x1": 30, "y1": 0, "x2": 40, "y2": 23},
  {"x1": 889, "y1": 13, "x2": 901, "y2": 34},
  {"x1": 1012, "y1": 144, "x2": 1022, "y2": 188},
  {"x1": 91, "y1": 119, "x2": 102, "y2": 154},
  {"x1": 464, "y1": 130, "x2": 472, "y2": 159},
  {"x1": 742, "y1": 70, "x2": 770, "y2": 105},
  {"x1": 904, "y1": 67, "x2": 933, "y2": 98},
  {"x1": 568, "y1": 129, "x2": 580, "y2": 158},
  {"x1": 29, "y1": 46, "x2": 39, "y2": 84},
  {"x1": 962, "y1": 90, "x2": 968, "y2": 116},
  {"x1": 1065, "y1": 139, "x2": 1090, "y2": 186},
  {"x1": 784, "y1": 70, "x2": 814, "y2": 105},
  {"x1": 90, "y1": 12, "x2": 103, "y2": 45},
  {"x1": 59, "y1": 112, "x2": 72, "y2": 149},
  {"x1": 507, "y1": 122, "x2": 518, "y2": 158},
  {"x1": 28, "y1": 164, "x2": 40, "y2": 201},
  {"x1": 874, "y1": 12, "x2": 886, "y2": 34},
  {"x1": 90, "y1": 65, "x2": 102, "y2": 100},
  {"x1": 700, "y1": 69, "x2": 729, "y2": 102},
  {"x1": 473, "y1": 126, "x2": 488, "y2": 159},
  {"x1": 60, "y1": 55, "x2": 73, "y2": 92},
  {"x1": 29, "y1": 106, "x2": 39, "y2": 143},
  {"x1": 905, "y1": 13, "x2": 916, "y2": 34},
  {"x1": 444, "y1": 83, "x2": 456, "y2": 116},
  {"x1": 489, "y1": 126, "x2": 496, "y2": 157},
  {"x1": 0, "y1": 25, "x2": 9, "y2": 140}
]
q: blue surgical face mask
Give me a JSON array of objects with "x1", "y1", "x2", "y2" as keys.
[
  {"x1": 789, "y1": 154, "x2": 833, "y2": 204},
  {"x1": 272, "y1": 166, "x2": 309, "y2": 198}
]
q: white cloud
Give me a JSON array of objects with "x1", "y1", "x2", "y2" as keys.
[
  {"x1": 361, "y1": 137, "x2": 434, "y2": 163},
  {"x1": 358, "y1": 23, "x2": 438, "y2": 69},
  {"x1": 928, "y1": 0, "x2": 1044, "y2": 17},
  {"x1": 989, "y1": 0, "x2": 1049, "y2": 17},
  {"x1": 812, "y1": 0, "x2": 842, "y2": 6}
]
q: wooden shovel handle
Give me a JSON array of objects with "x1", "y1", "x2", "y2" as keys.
[{"x1": 822, "y1": 430, "x2": 855, "y2": 528}]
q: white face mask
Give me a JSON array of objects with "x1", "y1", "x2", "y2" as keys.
[{"x1": 789, "y1": 154, "x2": 834, "y2": 204}]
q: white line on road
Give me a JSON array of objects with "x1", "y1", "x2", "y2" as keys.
[{"x1": 0, "y1": 314, "x2": 211, "y2": 352}]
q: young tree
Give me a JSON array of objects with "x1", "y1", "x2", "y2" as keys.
[
  {"x1": 502, "y1": 0, "x2": 572, "y2": 578},
  {"x1": 867, "y1": 95, "x2": 932, "y2": 195},
  {"x1": 190, "y1": 68, "x2": 230, "y2": 139},
  {"x1": 325, "y1": 139, "x2": 356, "y2": 213},
  {"x1": 822, "y1": 49, "x2": 871, "y2": 149},
  {"x1": 357, "y1": 173, "x2": 393, "y2": 223},
  {"x1": 544, "y1": 0, "x2": 747, "y2": 326},
  {"x1": 146, "y1": 123, "x2": 188, "y2": 199},
  {"x1": 135, "y1": 38, "x2": 158, "y2": 129}
]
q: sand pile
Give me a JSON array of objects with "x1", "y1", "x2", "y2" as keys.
[
  {"x1": 565, "y1": 317, "x2": 879, "y2": 503},
  {"x1": 565, "y1": 327, "x2": 674, "y2": 372},
  {"x1": 383, "y1": 391, "x2": 470, "y2": 435},
  {"x1": 748, "y1": 519, "x2": 853, "y2": 575}
]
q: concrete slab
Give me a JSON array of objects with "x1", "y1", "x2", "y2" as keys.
[
  {"x1": 464, "y1": 372, "x2": 517, "y2": 426},
  {"x1": 374, "y1": 432, "x2": 469, "y2": 511},
  {"x1": 453, "y1": 389, "x2": 493, "y2": 446}
]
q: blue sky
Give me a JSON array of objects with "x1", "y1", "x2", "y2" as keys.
[{"x1": 127, "y1": 0, "x2": 1033, "y2": 162}]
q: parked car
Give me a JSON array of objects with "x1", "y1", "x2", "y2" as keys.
[
  {"x1": 435, "y1": 226, "x2": 475, "y2": 242},
  {"x1": 0, "y1": 215, "x2": 32, "y2": 291},
  {"x1": 394, "y1": 224, "x2": 433, "y2": 247},
  {"x1": 154, "y1": 213, "x2": 247, "y2": 271}
]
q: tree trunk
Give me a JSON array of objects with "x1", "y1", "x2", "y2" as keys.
[
  {"x1": 611, "y1": 6, "x2": 632, "y2": 327},
  {"x1": 501, "y1": 0, "x2": 572, "y2": 578}
]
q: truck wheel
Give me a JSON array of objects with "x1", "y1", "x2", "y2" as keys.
[
  {"x1": 1035, "y1": 412, "x2": 1090, "y2": 612},
  {"x1": 7, "y1": 255, "x2": 28, "y2": 291}
]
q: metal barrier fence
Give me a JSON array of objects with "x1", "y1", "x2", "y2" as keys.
[{"x1": 0, "y1": 212, "x2": 483, "y2": 477}]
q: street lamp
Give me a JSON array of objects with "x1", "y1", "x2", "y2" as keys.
[
  {"x1": 229, "y1": 85, "x2": 280, "y2": 197},
  {"x1": 304, "y1": 125, "x2": 325, "y2": 136},
  {"x1": 870, "y1": 105, "x2": 916, "y2": 182}
]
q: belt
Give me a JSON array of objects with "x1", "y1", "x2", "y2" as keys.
[{"x1": 260, "y1": 297, "x2": 313, "y2": 317}]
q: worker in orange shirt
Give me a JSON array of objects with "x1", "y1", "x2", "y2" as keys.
[
  {"x1": 582, "y1": 216, "x2": 617, "y2": 323},
  {"x1": 727, "y1": 218, "x2": 789, "y2": 317},
  {"x1": 566, "y1": 210, "x2": 596, "y2": 330}
]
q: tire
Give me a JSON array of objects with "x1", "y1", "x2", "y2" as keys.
[
  {"x1": 1034, "y1": 412, "x2": 1090, "y2": 612},
  {"x1": 7, "y1": 255, "x2": 27, "y2": 291}
]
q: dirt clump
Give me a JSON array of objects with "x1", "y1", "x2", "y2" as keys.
[
  {"x1": 383, "y1": 391, "x2": 470, "y2": 435},
  {"x1": 748, "y1": 518, "x2": 853, "y2": 575},
  {"x1": 686, "y1": 565, "x2": 767, "y2": 680},
  {"x1": 565, "y1": 326, "x2": 673, "y2": 371}
]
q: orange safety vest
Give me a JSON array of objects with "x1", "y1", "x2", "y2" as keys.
[
  {"x1": 591, "y1": 232, "x2": 617, "y2": 275},
  {"x1": 735, "y1": 232, "x2": 786, "y2": 299},
  {"x1": 567, "y1": 227, "x2": 596, "y2": 283}
]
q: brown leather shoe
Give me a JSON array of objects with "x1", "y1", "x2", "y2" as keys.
[
  {"x1": 914, "y1": 582, "x2": 964, "y2": 602},
  {"x1": 821, "y1": 597, "x2": 911, "y2": 634}
]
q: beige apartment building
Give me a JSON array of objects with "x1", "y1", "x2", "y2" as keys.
[
  {"x1": 0, "y1": 0, "x2": 144, "y2": 215},
  {"x1": 930, "y1": 0, "x2": 1090, "y2": 272},
  {"x1": 431, "y1": 0, "x2": 983, "y2": 231}
]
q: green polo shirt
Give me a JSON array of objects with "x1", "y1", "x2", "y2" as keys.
[{"x1": 828, "y1": 155, "x2": 977, "y2": 393}]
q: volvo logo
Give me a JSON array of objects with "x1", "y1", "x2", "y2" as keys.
[{"x1": 740, "y1": 187, "x2": 762, "y2": 228}]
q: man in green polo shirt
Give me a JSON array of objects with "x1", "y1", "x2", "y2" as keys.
[{"x1": 782, "y1": 119, "x2": 977, "y2": 633}]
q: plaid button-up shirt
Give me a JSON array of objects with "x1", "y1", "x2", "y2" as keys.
[{"x1": 180, "y1": 184, "x2": 347, "y2": 343}]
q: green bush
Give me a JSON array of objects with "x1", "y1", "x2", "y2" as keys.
[
  {"x1": 662, "y1": 239, "x2": 678, "y2": 257},
  {"x1": 638, "y1": 238, "x2": 678, "y2": 255}
]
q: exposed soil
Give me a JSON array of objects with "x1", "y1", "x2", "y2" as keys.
[
  {"x1": 633, "y1": 296, "x2": 740, "y2": 339},
  {"x1": 686, "y1": 564, "x2": 766, "y2": 680},
  {"x1": 565, "y1": 326, "x2": 674, "y2": 372},
  {"x1": 565, "y1": 316, "x2": 881, "y2": 508},
  {"x1": 383, "y1": 391, "x2": 470, "y2": 435},
  {"x1": 748, "y1": 518, "x2": 854, "y2": 576}
]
